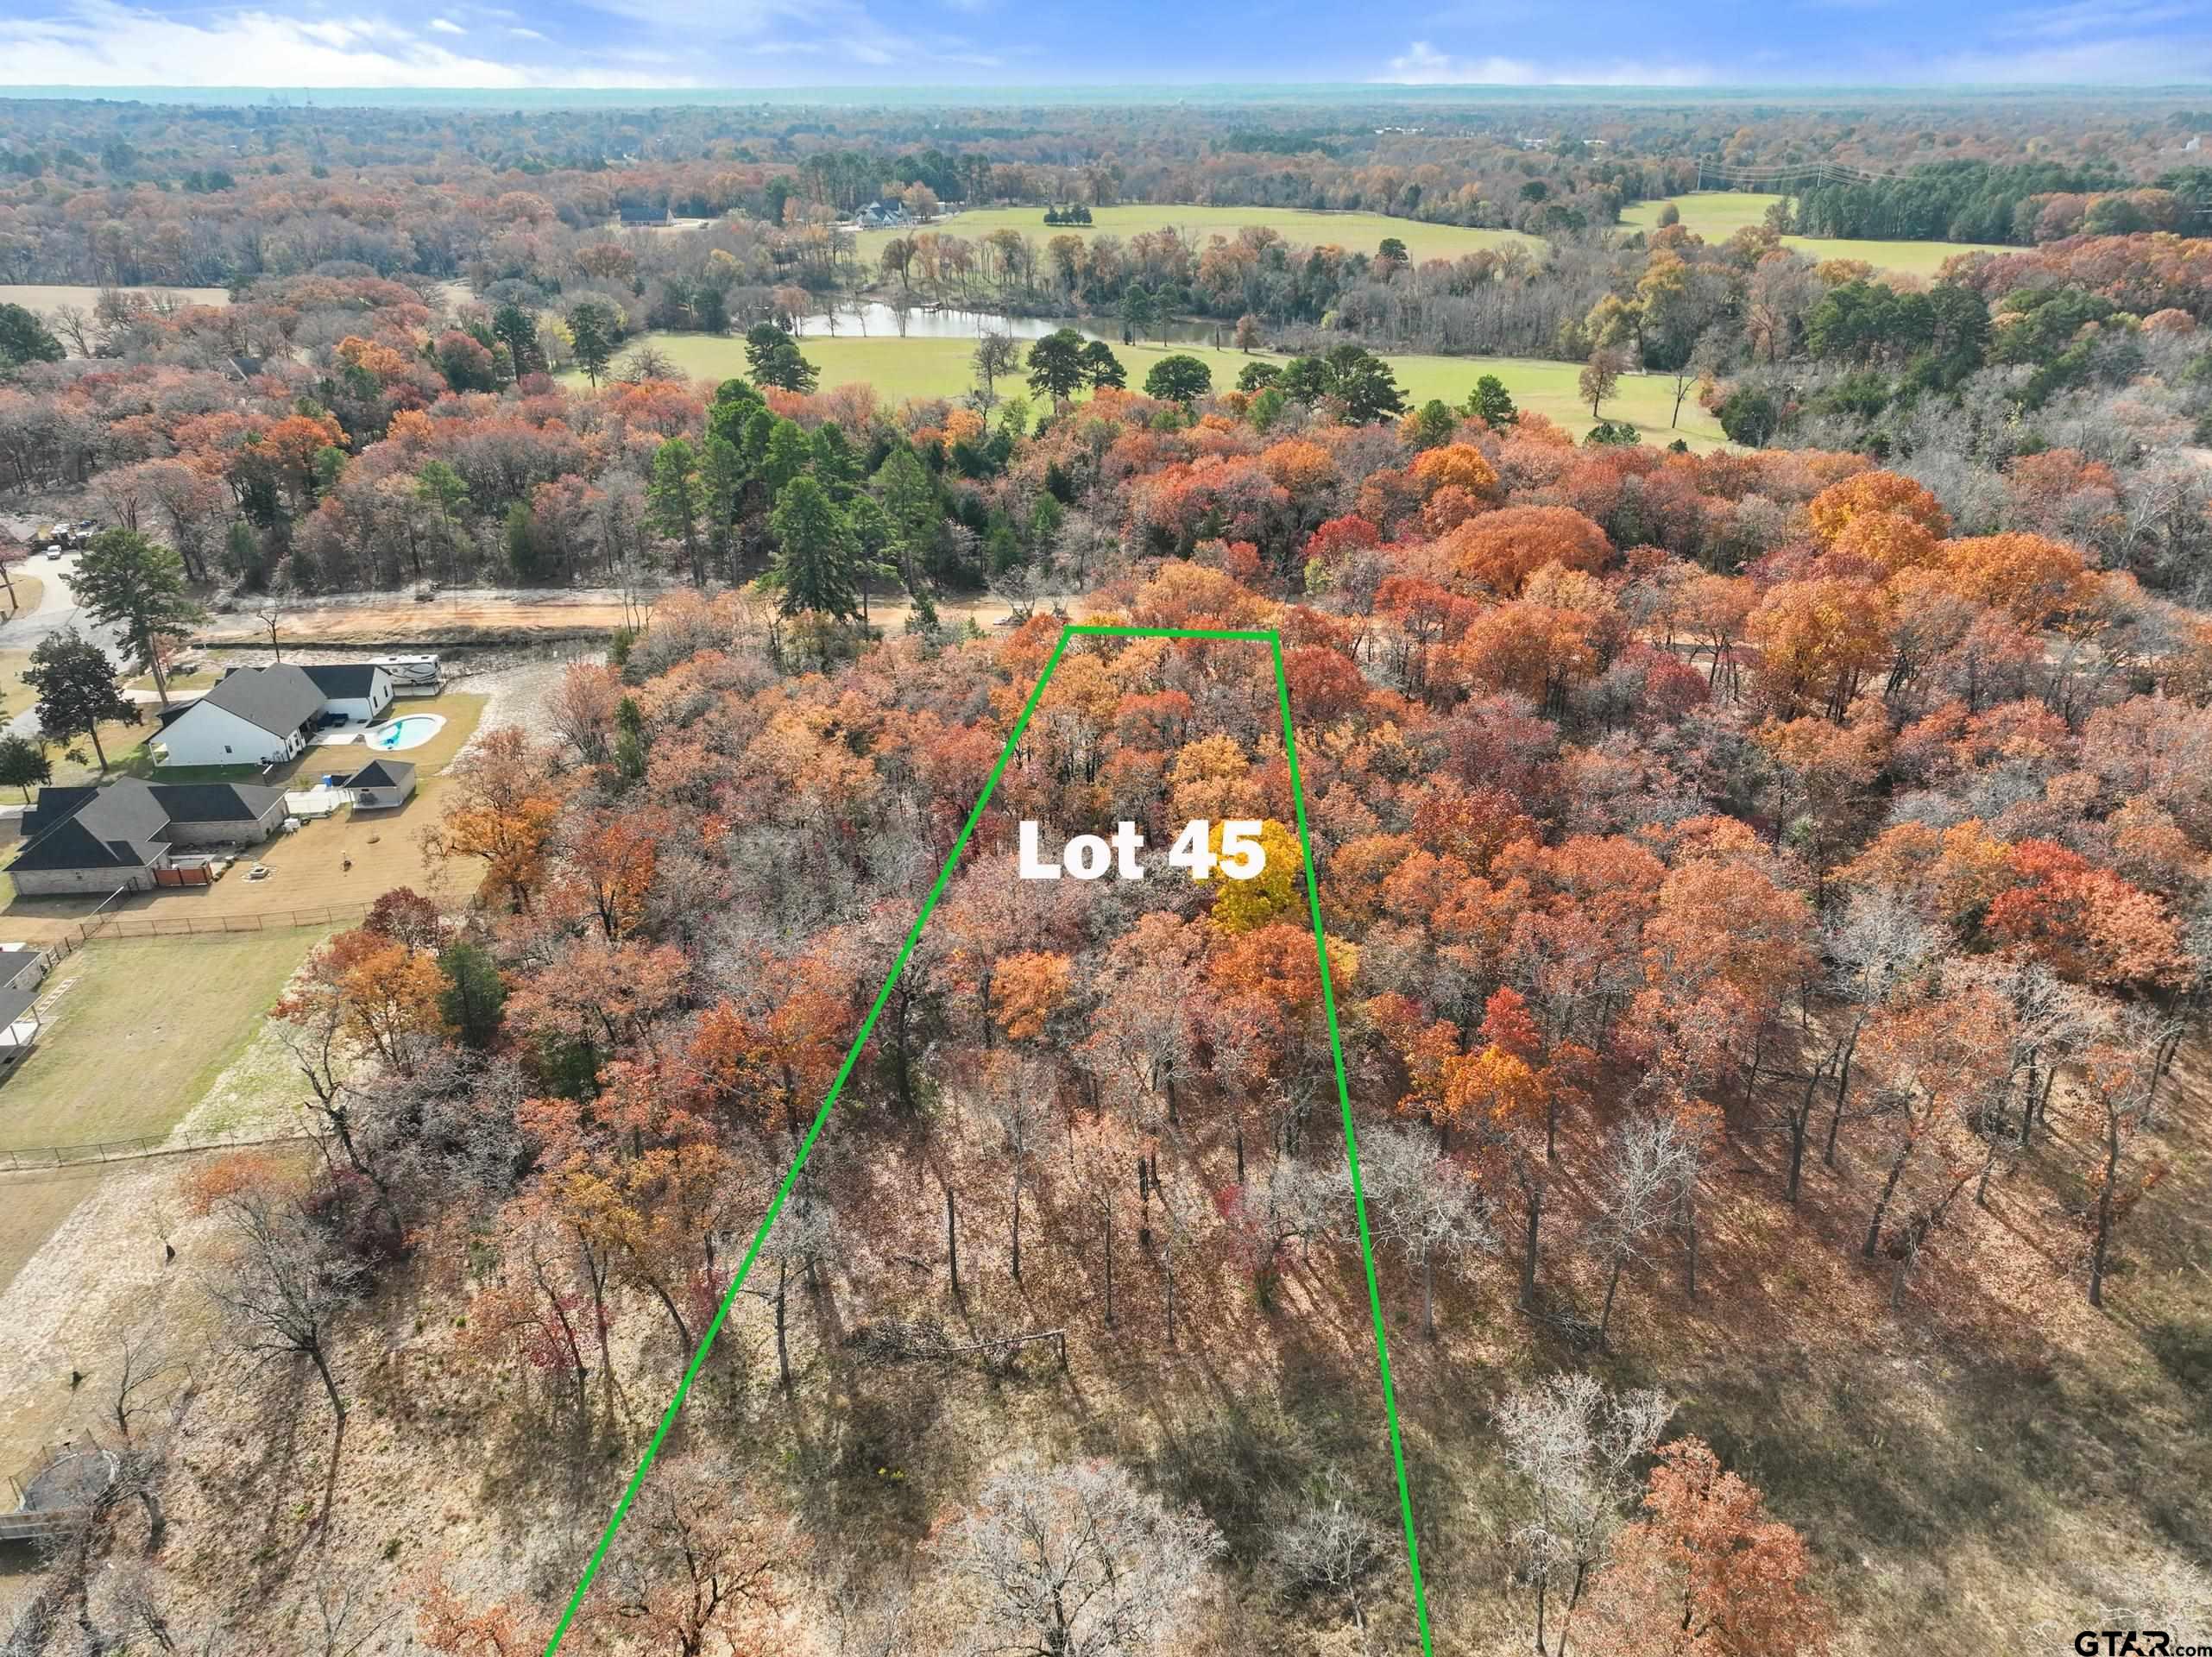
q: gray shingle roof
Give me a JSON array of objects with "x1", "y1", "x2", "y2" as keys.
[
  {"x1": 148, "y1": 783, "x2": 285, "y2": 823},
  {"x1": 343, "y1": 759, "x2": 415, "y2": 790},
  {"x1": 199, "y1": 665, "x2": 326, "y2": 738},
  {"x1": 7, "y1": 778, "x2": 282, "y2": 875},
  {"x1": 302, "y1": 664, "x2": 384, "y2": 700},
  {"x1": 8, "y1": 779, "x2": 174, "y2": 873}
]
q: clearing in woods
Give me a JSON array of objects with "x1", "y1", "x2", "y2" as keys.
[
  {"x1": 541, "y1": 623, "x2": 1440, "y2": 1657},
  {"x1": 1617, "y1": 191, "x2": 2010, "y2": 276},
  {"x1": 569, "y1": 334, "x2": 1731, "y2": 446},
  {"x1": 847, "y1": 203, "x2": 1539, "y2": 269}
]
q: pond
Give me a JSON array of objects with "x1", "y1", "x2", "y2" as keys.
[{"x1": 792, "y1": 300, "x2": 1228, "y2": 350}]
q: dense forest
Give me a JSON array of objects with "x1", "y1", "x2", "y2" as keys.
[
  {"x1": 3, "y1": 87, "x2": 2212, "y2": 1657},
  {"x1": 12, "y1": 318, "x2": 2212, "y2": 1655}
]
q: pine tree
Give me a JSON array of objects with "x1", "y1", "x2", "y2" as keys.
[{"x1": 768, "y1": 476, "x2": 860, "y2": 621}]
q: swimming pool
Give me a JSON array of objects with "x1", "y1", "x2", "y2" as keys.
[{"x1": 365, "y1": 713, "x2": 446, "y2": 752}]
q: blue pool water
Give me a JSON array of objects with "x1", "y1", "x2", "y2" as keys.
[{"x1": 365, "y1": 714, "x2": 445, "y2": 752}]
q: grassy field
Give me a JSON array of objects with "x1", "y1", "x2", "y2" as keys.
[
  {"x1": 596, "y1": 331, "x2": 1730, "y2": 447},
  {"x1": 852, "y1": 204, "x2": 1539, "y2": 269},
  {"x1": 1619, "y1": 192, "x2": 2008, "y2": 278},
  {"x1": 0, "y1": 931, "x2": 320, "y2": 1151}
]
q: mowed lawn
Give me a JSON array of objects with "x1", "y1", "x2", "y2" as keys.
[
  {"x1": 1619, "y1": 192, "x2": 2008, "y2": 278},
  {"x1": 0, "y1": 930, "x2": 319, "y2": 1151},
  {"x1": 851, "y1": 203, "x2": 1540, "y2": 268},
  {"x1": 592, "y1": 333, "x2": 1730, "y2": 448}
]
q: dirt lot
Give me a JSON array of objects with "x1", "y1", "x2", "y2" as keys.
[{"x1": 196, "y1": 587, "x2": 1037, "y2": 646}]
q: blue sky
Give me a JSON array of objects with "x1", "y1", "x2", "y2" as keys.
[{"x1": 0, "y1": 0, "x2": 2209, "y2": 89}]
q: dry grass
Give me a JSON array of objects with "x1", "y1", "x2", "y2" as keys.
[{"x1": 0, "y1": 1162, "x2": 111, "y2": 1290}]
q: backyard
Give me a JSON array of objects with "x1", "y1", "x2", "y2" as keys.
[
  {"x1": 0, "y1": 929, "x2": 321, "y2": 1153},
  {"x1": 0, "y1": 690, "x2": 485, "y2": 932}
]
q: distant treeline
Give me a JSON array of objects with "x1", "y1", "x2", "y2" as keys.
[{"x1": 1792, "y1": 159, "x2": 2128, "y2": 243}]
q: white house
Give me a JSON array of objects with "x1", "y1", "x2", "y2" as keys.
[
  {"x1": 154, "y1": 664, "x2": 326, "y2": 769},
  {"x1": 302, "y1": 663, "x2": 394, "y2": 723}
]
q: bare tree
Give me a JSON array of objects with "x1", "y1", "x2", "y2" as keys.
[
  {"x1": 202, "y1": 1191, "x2": 362, "y2": 1431},
  {"x1": 738, "y1": 1186, "x2": 841, "y2": 1389},
  {"x1": 1497, "y1": 1374, "x2": 1672, "y2": 1657},
  {"x1": 944, "y1": 1453, "x2": 1221, "y2": 1657},
  {"x1": 1270, "y1": 1473, "x2": 1390, "y2": 1654},
  {"x1": 973, "y1": 331, "x2": 1021, "y2": 412},
  {"x1": 1586, "y1": 1113, "x2": 1695, "y2": 1351},
  {"x1": 983, "y1": 1055, "x2": 1054, "y2": 1282},
  {"x1": 299, "y1": 1562, "x2": 394, "y2": 1657},
  {"x1": 1355, "y1": 1124, "x2": 1495, "y2": 1338},
  {"x1": 110, "y1": 1331, "x2": 189, "y2": 1440},
  {"x1": 593, "y1": 1455, "x2": 793, "y2": 1657},
  {"x1": 1819, "y1": 890, "x2": 1938, "y2": 1170}
]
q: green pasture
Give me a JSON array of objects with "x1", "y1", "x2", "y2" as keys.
[
  {"x1": 1618, "y1": 192, "x2": 2008, "y2": 278},
  {"x1": 581, "y1": 331, "x2": 1730, "y2": 449},
  {"x1": 851, "y1": 203, "x2": 1541, "y2": 269}
]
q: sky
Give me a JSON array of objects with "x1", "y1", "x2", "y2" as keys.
[{"x1": 0, "y1": 0, "x2": 2209, "y2": 91}]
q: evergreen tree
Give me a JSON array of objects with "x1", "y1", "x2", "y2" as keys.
[
  {"x1": 646, "y1": 438, "x2": 705, "y2": 584},
  {"x1": 1466, "y1": 373, "x2": 1519, "y2": 427},
  {"x1": 744, "y1": 323, "x2": 820, "y2": 393},
  {"x1": 767, "y1": 475, "x2": 860, "y2": 621},
  {"x1": 1026, "y1": 329, "x2": 1091, "y2": 402},
  {"x1": 567, "y1": 299, "x2": 618, "y2": 387},
  {"x1": 0, "y1": 733, "x2": 51, "y2": 801},
  {"x1": 1081, "y1": 340, "x2": 1126, "y2": 390},
  {"x1": 72, "y1": 529, "x2": 205, "y2": 708},
  {"x1": 1143, "y1": 355, "x2": 1213, "y2": 405},
  {"x1": 24, "y1": 628, "x2": 135, "y2": 773},
  {"x1": 874, "y1": 446, "x2": 945, "y2": 595}
]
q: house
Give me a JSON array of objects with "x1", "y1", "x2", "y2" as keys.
[
  {"x1": 341, "y1": 759, "x2": 416, "y2": 811},
  {"x1": 855, "y1": 198, "x2": 910, "y2": 230},
  {"x1": 7, "y1": 779, "x2": 287, "y2": 895},
  {"x1": 617, "y1": 203, "x2": 671, "y2": 227},
  {"x1": 154, "y1": 664, "x2": 327, "y2": 769},
  {"x1": 301, "y1": 663, "x2": 394, "y2": 723},
  {"x1": 0, "y1": 945, "x2": 49, "y2": 994}
]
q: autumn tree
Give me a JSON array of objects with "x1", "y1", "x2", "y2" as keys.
[
  {"x1": 1577, "y1": 1439, "x2": 1830, "y2": 1657},
  {"x1": 424, "y1": 728, "x2": 567, "y2": 911}
]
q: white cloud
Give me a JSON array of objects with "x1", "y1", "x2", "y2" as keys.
[
  {"x1": 1380, "y1": 40, "x2": 1710, "y2": 85},
  {"x1": 0, "y1": 0, "x2": 695, "y2": 87},
  {"x1": 428, "y1": 16, "x2": 465, "y2": 34},
  {"x1": 507, "y1": 25, "x2": 547, "y2": 40}
]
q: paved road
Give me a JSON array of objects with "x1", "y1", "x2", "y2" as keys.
[{"x1": 0, "y1": 546, "x2": 134, "y2": 741}]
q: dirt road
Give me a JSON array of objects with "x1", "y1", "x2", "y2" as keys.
[{"x1": 196, "y1": 587, "x2": 1048, "y2": 648}]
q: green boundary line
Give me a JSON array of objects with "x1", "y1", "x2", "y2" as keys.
[{"x1": 542, "y1": 622, "x2": 1434, "y2": 1656}]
